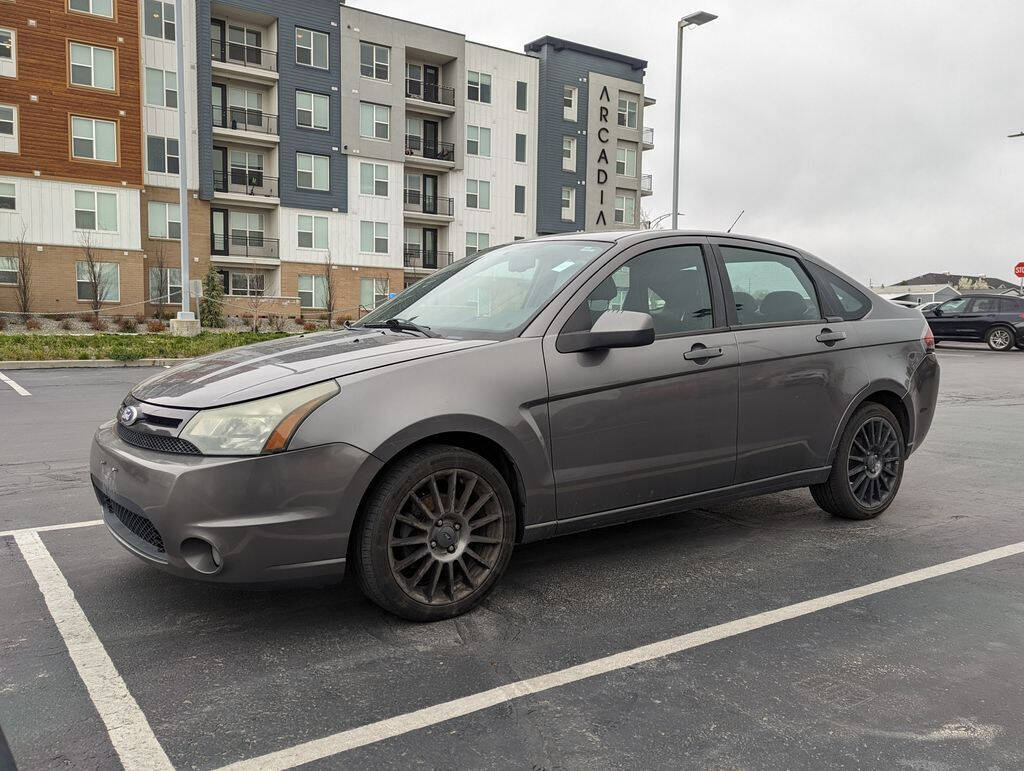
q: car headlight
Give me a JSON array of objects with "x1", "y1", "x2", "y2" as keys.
[{"x1": 178, "y1": 381, "x2": 339, "y2": 456}]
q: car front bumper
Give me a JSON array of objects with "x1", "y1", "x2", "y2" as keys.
[{"x1": 90, "y1": 421, "x2": 383, "y2": 585}]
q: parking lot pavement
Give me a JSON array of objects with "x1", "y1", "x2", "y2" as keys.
[{"x1": 1, "y1": 348, "x2": 1023, "y2": 769}]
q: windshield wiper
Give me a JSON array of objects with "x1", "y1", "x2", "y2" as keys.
[{"x1": 361, "y1": 318, "x2": 440, "y2": 338}]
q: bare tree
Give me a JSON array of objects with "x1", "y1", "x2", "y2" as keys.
[
  {"x1": 13, "y1": 222, "x2": 33, "y2": 315},
  {"x1": 320, "y1": 248, "x2": 336, "y2": 326},
  {"x1": 240, "y1": 263, "x2": 271, "y2": 332},
  {"x1": 149, "y1": 240, "x2": 168, "y2": 321},
  {"x1": 78, "y1": 231, "x2": 112, "y2": 321}
]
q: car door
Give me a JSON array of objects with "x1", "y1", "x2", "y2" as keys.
[
  {"x1": 712, "y1": 238, "x2": 868, "y2": 484},
  {"x1": 927, "y1": 296, "x2": 971, "y2": 339},
  {"x1": 543, "y1": 237, "x2": 739, "y2": 530},
  {"x1": 958, "y1": 296, "x2": 999, "y2": 339}
]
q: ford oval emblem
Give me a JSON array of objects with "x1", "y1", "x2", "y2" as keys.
[{"x1": 119, "y1": 405, "x2": 139, "y2": 426}]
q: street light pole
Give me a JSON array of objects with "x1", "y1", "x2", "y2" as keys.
[
  {"x1": 173, "y1": 0, "x2": 194, "y2": 329},
  {"x1": 672, "y1": 11, "x2": 717, "y2": 231}
]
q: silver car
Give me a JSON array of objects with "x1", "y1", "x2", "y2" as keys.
[{"x1": 91, "y1": 231, "x2": 940, "y2": 620}]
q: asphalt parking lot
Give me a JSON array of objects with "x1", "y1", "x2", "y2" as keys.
[{"x1": 1, "y1": 343, "x2": 1023, "y2": 770}]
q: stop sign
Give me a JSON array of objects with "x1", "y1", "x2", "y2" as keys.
[{"x1": 1016, "y1": 262, "x2": 1024, "y2": 278}]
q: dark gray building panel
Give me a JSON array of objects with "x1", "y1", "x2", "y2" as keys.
[{"x1": 196, "y1": 0, "x2": 347, "y2": 212}]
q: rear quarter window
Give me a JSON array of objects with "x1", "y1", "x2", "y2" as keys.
[{"x1": 807, "y1": 264, "x2": 872, "y2": 320}]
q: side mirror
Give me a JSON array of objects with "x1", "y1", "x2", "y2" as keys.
[
  {"x1": 557, "y1": 310, "x2": 656, "y2": 354},
  {"x1": 932, "y1": 307, "x2": 943, "y2": 316}
]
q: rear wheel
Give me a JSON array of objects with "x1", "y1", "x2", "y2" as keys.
[
  {"x1": 810, "y1": 403, "x2": 905, "y2": 520},
  {"x1": 985, "y1": 326, "x2": 1015, "y2": 351},
  {"x1": 354, "y1": 444, "x2": 516, "y2": 621}
]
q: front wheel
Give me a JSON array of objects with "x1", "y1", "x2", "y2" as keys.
[
  {"x1": 810, "y1": 403, "x2": 905, "y2": 520},
  {"x1": 354, "y1": 444, "x2": 517, "y2": 621},
  {"x1": 985, "y1": 326, "x2": 1015, "y2": 351}
]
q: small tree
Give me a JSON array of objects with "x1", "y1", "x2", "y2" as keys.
[
  {"x1": 78, "y1": 231, "x2": 112, "y2": 321},
  {"x1": 199, "y1": 265, "x2": 224, "y2": 328},
  {"x1": 320, "y1": 248, "x2": 336, "y2": 326},
  {"x1": 149, "y1": 240, "x2": 168, "y2": 321},
  {"x1": 14, "y1": 223, "x2": 33, "y2": 315},
  {"x1": 240, "y1": 266, "x2": 271, "y2": 332}
]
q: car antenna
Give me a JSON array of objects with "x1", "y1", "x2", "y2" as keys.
[{"x1": 726, "y1": 209, "x2": 745, "y2": 234}]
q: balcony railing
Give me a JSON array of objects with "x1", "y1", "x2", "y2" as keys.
[
  {"x1": 642, "y1": 126, "x2": 654, "y2": 145},
  {"x1": 640, "y1": 173, "x2": 653, "y2": 193},
  {"x1": 213, "y1": 170, "x2": 278, "y2": 198},
  {"x1": 212, "y1": 234, "x2": 280, "y2": 260},
  {"x1": 212, "y1": 106, "x2": 278, "y2": 135},
  {"x1": 404, "y1": 135, "x2": 455, "y2": 162},
  {"x1": 212, "y1": 40, "x2": 278, "y2": 72},
  {"x1": 403, "y1": 247, "x2": 454, "y2": 270},
  {"x1": 405, "y1": 78, "x2": 456, "y2": 106},
  {"x1": 403, "y1": 190, "x2": 455, "y2": 216}
]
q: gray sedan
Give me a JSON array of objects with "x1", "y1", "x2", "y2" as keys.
[{"x1": 91, "y1": 231, "x2": 939, "y2": 620}]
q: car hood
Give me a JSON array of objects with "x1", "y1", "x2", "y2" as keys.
[{"x1": 131, "y1": 329, "x2": 495, "y2": 408}]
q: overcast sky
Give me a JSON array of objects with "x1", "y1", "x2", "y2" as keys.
[{"x1": 352, "y1": 0, "x2": 1024, "y2": 286}]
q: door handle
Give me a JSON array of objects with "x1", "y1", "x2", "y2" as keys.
[
  {"x1": 815, "y1": 329, "x2": 847, "y2": 344},
  {"x1": 683, "y1": 345, "x2": 724, "y2": 361}
]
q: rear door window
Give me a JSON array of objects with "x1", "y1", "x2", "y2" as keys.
[
  {"x1": 720, "y1": 247, "x2": 820, "y2": 325},
  {"x1": 969, "y1": 297, "x2": 1000, "y2": 313}
]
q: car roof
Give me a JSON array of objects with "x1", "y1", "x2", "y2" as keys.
[{"x1": 532, "y1": 229, "x2": 804, "y2": 252}]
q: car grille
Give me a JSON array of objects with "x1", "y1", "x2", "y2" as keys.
[
  {"x1": 97, "y1": 488, "x2": 165, "y2": 554},
  {"x1": 117, "y1": 422, "x2": 201, "y2": 455}
]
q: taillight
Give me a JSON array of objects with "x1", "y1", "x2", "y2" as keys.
[{"x1": 922, "y1": 323, "x2": 935, "y2": 352}]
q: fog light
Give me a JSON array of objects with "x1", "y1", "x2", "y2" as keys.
[{"x1": 180, "y1": 537, "x2": 223, "y2": 575}]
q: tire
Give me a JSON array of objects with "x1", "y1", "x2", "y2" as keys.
[
  {"x1": 354, "y1": 444, "x2": 517, "y2": 621},
  {"x1": 985, "y1": 325, "x2": 1015, "y2": 351},
  {"x1": 810, "y1": 403, "x2": 905, "y2": 520},
  {"x1": 1016, "y1": 342, "x2": 1024, "y2": 352}
]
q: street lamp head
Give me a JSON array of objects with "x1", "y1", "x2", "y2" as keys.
[{"x1": 680, "y1": 10, "x2": 718, "y2": 27}]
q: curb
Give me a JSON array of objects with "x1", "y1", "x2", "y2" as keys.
[{"x1": 0, "y1": 358, "x2": 189, "y2": 370}]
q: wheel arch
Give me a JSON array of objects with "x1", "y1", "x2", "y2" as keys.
[{"x1": 827, "y1": 382, "x2": 913, "y2": 465}]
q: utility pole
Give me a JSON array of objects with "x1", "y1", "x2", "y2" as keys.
[{"x1": 170, "y1": 0, "x2": 197, "y2": 335}]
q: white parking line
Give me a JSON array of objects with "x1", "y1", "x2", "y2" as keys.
[
  {"x1": 218, "y1": 540, "x2": 1024, "y2": 771},
  {"x1": 0, "y1": 520, "x2": 102, "y2": 539},
  {"x1": 13, "y1": 530, "x2": 173, "y2": 770},
  {"x1": 0, "y1": 370, "x2": 30, "y2": 396}
]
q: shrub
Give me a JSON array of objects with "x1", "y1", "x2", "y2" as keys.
[
  {"x1": 59, "y1": 318, "x2": 74, "y2": 331},
  {"x1": 134, "y1": 313, "x2": 147, "y2": 325},
  {"x1": 90, "y1": 317, "x2": 108, "y2": 332},
  {"x1": 117, "y1": 316, "x2": 138, "y2": 333},
  {"x1": 199, "y1": 266, "x2": 225, "y2": 328},
  {"x1": 24, "y1": 317, "x2": 42, "y2": 330},
  {"x1": 0, "y1": 316, "x2": 7, "y2": 331},
  {"x1": 146, "y1": 319, "x2": 167, "y2": 333},
  {"x1": 302, "y1": 320, "x2": 318, "y2": 332},
  {"x1": 79, "y1": 312, "x2": 94, "y2": 323}
]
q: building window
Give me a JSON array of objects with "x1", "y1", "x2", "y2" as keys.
[
  {"x1": 74, "y1": 190, "x2": 117, "y2": 231},
  {"x1": 466, "y1": 232, "x2": 490, "y2": 257},
  {"x1": 360, "y1": 277, "x2": 389, "y2": 309},
  {"x1": 615, "y1": 145, "x2": 637, "y2": 177},
  {"x1": 146, "y1": 135, "x2": 179, "y2": 174},
  {"x1": 143, "y1": 0, "x2": 175, "y2": 41},
  {"x1": 148, "y1": 267, "x2": 182, "y2": 303},
  {"x1": 296, "y1": 91, "x2": 329, "y2": 130},
  {"x1": 0, "y1": 29, "x2": 14, "y2": 78},
  {"x1": 147, "y1": 201, "x2": 181, "y2": 239},
  {"x1": 516, "y1": 81, "x2": 528, "y2": 111},
  {"x1": 614, "y1": 193, "x2": 635, "y2": 225},
  {"x1": 359, "y1": 102, "x2": 390, "y2": 140},
  {"x1": 360, "y1": 221, "x2": 388, "y2": 253},
  {"x1": 230, "y1": 211, "x2": 264, "y2": 247},
  {"x1": 76, "y1": 261, "x2": 119, "y2": 302},
  {"x1": 0, "y1": 256, "x2": 17, "y2": 284},
  {"x1": 297, "y1": 214, "x2": 328, "y2": 249},
  {"x1": 295, "y1": 27, "x2": 328, "y2": 69},
  {"x1": 0, "y1": 105, "x2": 16, "y2": 153},
  {"x1": 563, "y1": 85, "x2": 577, "y2": 121},
  {"x1": 69, "y1": 0, "x2": 114, "y2": 17},
  {"x1": 514, "y1": 185, "x2": 526, "y2": 215},
  {"x1": 0, "y1": 182, "x2": 14, "y2": 210},
  {"x1": 617, "y1": 96, "x2": 638, "y2": 129},
  {"x1": 145, "y1": 67, "x2": 177, "y2": 108},
  {"x1": 359, "y1": 162, "x2": 388, "y2": 196},
  {"x1": 562, "y1": 136, "x2": 576, "y2": 172},
  {"x1": 466, "y1": 125, "x2": 491, "y2": 157},
  {"x1": 466, "y1": 179, "x2": 490, "y2": 210},
  {"x1": 71, "y1": 116, "x2": 117, "y2": 161},
  {"x1": 359, "y1": 42, "x2": 389, "y2": 80},
  {"x1": 229, "y1": 149, "x2": 263, "y2": 185},
  {"x1": 467, "y1": 70, "x2": 491, "y2": 103},
  {"x1": 70, "y1": 43, "x2": 115, "y2": 90},
  {"x1": 229, "y1": 271, "x2": 265, "y2": 296},
  {"x1": 561, "y1": 186, "x2": 575, "y2": 221},
  {"x1": 296, "y1": 152, "x2": 329, "y2": 190},
  {"x1": 515, "y1": 133, "x2": 527, "y2": 163},
  {"x1": 298, "y1": 274, "x2": 327, "y2": 308}
]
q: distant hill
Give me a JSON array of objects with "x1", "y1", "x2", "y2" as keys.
[{"x1": 897, "y1": 272, "x2": 1020, "y2": 293}]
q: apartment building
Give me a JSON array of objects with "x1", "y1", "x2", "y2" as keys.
[{"x1": 0, "y1": 2, "x2": 650, "y2": 319}]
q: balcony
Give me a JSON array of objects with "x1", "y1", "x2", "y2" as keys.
[
  {"x1": 404, "y1": 247, "x2": 454, "y2": 271},
  {"x1": 213, "y1": 233, "x2": 280, "y2": 260},
  {"x1": 642, "y1": 126, "x2": 654, "y2": 149},
  {"x1": 403, "y1": 190, "x2": 455, "y2": 219},
  {"x1": 212, "y1": 40, "x2": 277, "y2": 71},
  {"x1": 213, "y1": 170, "x2": 278, "y2": 198},
  {"x1": 404, "y1": 135, "x2": 455, "y2": 164},
  {"x1": 405, "y1": 78, "x2": 456, "y2": 115},
  {"x1": 212, "y1": 106, "x2": 279, "y2": 146},
  {"x1": 640, "y1": 173, "x2": 653, "y2": 196}
]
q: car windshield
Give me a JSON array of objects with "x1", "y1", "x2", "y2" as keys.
[{"x1": 356, "y1": 240, "x2": 611, "y2": 340}]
